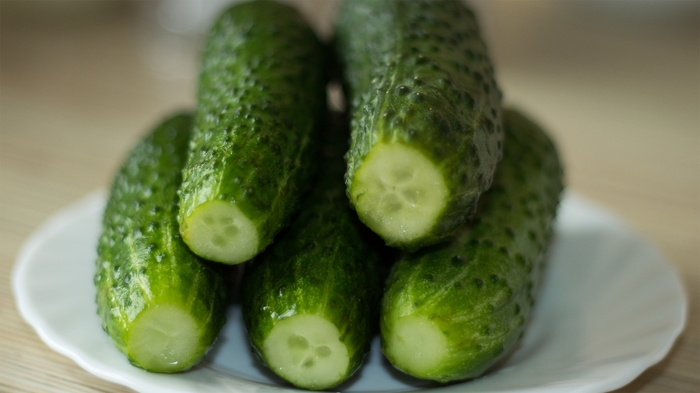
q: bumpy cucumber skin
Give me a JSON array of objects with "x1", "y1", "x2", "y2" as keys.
[
  {"x1": 336, "y1": 0, "x2": 503, "y2": 249},
  {"x1": 95, "y1": 113, "x2": 227, "y2": 372},
  {"x1": 242, "y1": 113, "x2": 383, "y2": 389},
  {"x1": 178, "y1": 0, "x2": 326, "y2": 261},
  {"x1": 380, "y1": 109, "x2": 564, "y2": 382}
]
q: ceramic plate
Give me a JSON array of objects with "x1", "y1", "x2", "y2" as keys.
[{"x1": 13, "y1": 191, "x2": 686, "y2": 393}]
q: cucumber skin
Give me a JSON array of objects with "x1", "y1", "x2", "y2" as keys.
[
  {"x1": 178, "y1": 0, "x2": 326, "y2": 260},
  {"x1": 95, "y1": 113, "x2": 227, "y2": 371},
  {"x1": 380, "y1": 109, "x2": 564, "y2": 382},
  {"x1": 336, "y1": 0, "x2": 503, "y2": 249},
  {"x1": 242, "y1": 113, "x2": 383, "y2": 388}
]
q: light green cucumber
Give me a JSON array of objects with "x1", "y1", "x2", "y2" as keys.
[
  {"x1": 242, "y1": 113, "x2": 383, "y2": 390},
  {"x1": 95, "y1": 113, "x2": 227, "y2": 373},
  {"x1": 178, "y1": 0, "x2": 326, "y2": 264},
  {"x1": 335, "y1": 0, "x2": 503, "y2": 250},
  {"x1": 380, "y1": 109, "x2": 564, "y2": 382}
]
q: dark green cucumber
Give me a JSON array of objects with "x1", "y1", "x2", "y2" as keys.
[
  {"x1": 380, "y1": 109, "x2": 564, "y2": 382},
  {"x1": 95, "y1": 113, "x2": 227, "y2": 373},
  {"x1": 178, "y1": 0, "x2": 326, "y2": 264},
  {"x1": 335, "y1": 0, "x2": 503, "y2": 250},
  {"x1": 242, "y1": 113, "x2": 382, "y2": 390}
]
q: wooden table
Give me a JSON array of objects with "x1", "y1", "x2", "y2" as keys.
[{"x1": 1, "y1": 1, "x2": 697, "y2": 392}]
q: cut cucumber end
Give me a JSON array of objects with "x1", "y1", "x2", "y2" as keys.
[
  {"x1": 384, "y1": 315, "x2": 448, "y2": 378},
  {"x1": 182, "y1": 200, "x2": 258, "y2": 264},
  {"x1": 351, "y1": 143, "x2": 448, "y2": 246},
  {"x1": 127, "y1": 304, "x2": 204, "y2": 373},
  {"x1": 263, "y1": 314, "x2": 350, "y2": 390}
]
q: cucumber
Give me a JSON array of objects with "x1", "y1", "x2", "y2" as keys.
[
  {"x1": 242, "y1": 113, "x2": 383, "y2": 390},
  {"x1": 94, "y1": 113, "x2": 227, "y2": 373},
  {"x1": 380, "y1": 109, "x2": 564, "y2": 382},
  {"x1": 335, "y1": 0, "x2": 504, "y2": 250},
  {"x1": 178, "y1": 0, "x2": 326, "y2": 264}
]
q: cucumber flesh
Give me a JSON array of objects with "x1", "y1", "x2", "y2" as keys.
[
  {"x1": 181, "y1": 200, "x2": 258, "y2": 264},
  {"x1": 263, "y1": 314, "x2": 350, "y2": 390},
  {"x1": 351, "y1": 142, "x2": 448, "y2": 245},
  {"x1": 127, "y1": 305, "x2": 202, "y2": 373},
  {"x1": 385, "y1": 316, "x2": 447, "y2": 377}
]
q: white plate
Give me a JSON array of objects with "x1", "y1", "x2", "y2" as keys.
[{"x1": 13, "y1": 191, "x2": 686, "y2": 393}]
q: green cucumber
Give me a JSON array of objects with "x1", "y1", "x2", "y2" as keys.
[
  {"x1": 335, "y1": 0, "x2": 504, "y2": 250},
  {"x1": 242, "y1": 113, "x2": 383, "y2": 390},
  {"x1": 95, "y1": 113, "x2": 227, "y2": 373},
  {"x1": 178, "y1": 0, "x2": 326, "y2": 264},
  {"x1": 380, "y1": 109, "x2": 564, "y2": 382}
]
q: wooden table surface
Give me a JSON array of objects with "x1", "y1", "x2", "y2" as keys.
[{"x1": 1, "y1": 1, "x2": 697, "y2": 392}]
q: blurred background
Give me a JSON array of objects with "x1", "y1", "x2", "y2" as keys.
[{"x1": 1, "y1": 1, "x2": 698, "y2": 392}]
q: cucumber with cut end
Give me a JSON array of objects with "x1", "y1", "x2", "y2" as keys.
[
  {"x1": 242, "y1": 113, "x2": 383, "y2": 390},
  {"x1": 380, "y1": 109, "x2": 564, "y2": 382},
  {"x1": 95, "y1": 113, "x2": 227, "y2": 373},
  {"x1": 178, "y1": 0, "x2": 326, "y2": 264},
  {"x1": 335, "y1": 0, "x2": 504, "y2": 250}
]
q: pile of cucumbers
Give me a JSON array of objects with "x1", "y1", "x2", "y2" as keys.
[{"x1": 95, "y1": 0, "x2": 564, "y2": 390}]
